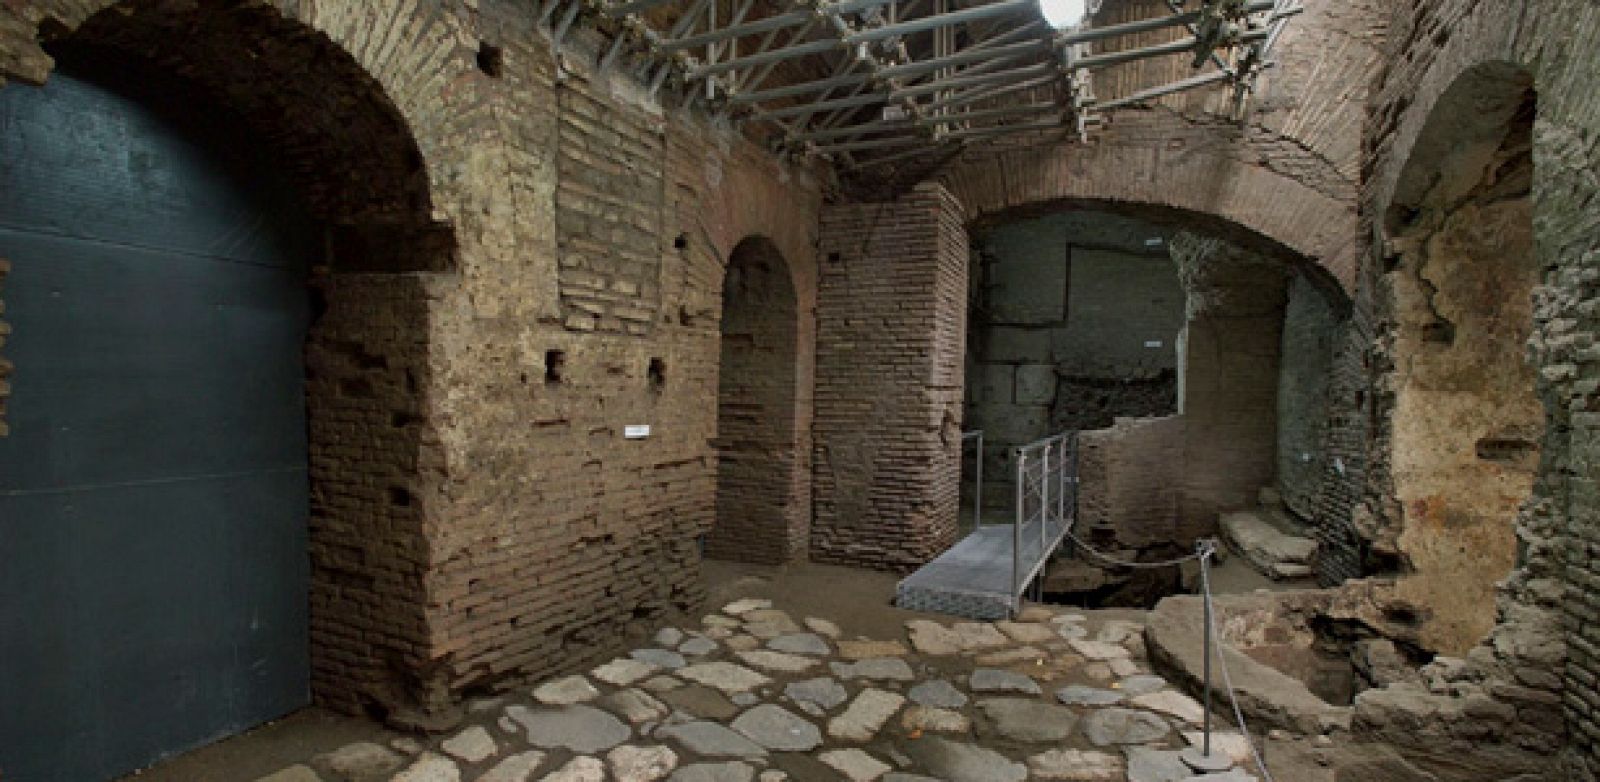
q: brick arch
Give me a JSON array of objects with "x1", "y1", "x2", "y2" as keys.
[
  {"x1": 4, "y1": 0, "x2": 456, "y2": 270},
  {"x1": 0, "y1": 1, "x2": 465, "y2": 719},
  {"x1": 707, "y1": 235, "x2": 809, "y2": 563},
  {"x1": 929, "y1": 117, "x2": 1361, "y2": 294}
]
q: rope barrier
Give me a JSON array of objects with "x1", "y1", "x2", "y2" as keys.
[
  {"x1": 1200, "y1": 544, "x2": 1278, "y2": 782},
  {"x1": 1062, "y1": 528, "x2": 1209, "y2": 569},
  {"x1": 1058, "y1": 530, "x2": 1277, "y2": 780}
]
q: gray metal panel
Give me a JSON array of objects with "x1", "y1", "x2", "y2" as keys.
[{"x1": 0, "y1": 52, "x2": 314, "y2": 781}]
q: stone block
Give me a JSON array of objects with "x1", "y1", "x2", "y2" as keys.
[{"x1": 1014, "y1": 364, "x2": 1057, "y2": 404}]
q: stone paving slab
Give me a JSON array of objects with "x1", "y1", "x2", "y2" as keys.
[{"x1": 247, "y1": 601, "x2": 1267, "y2": 782}]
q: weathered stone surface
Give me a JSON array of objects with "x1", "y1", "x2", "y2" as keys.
[
  {"x1": 785, "y1": 677, "x2": 849, "y2": 711},
  {"x1": 978, "y1": 698, "x2": 1078, "y2": 742},
  {"x1": 1027, "y1": 749, "x2": 1124, "y2": 781},
  {"x1": 837, "y1": 639, "x2": 909, "y2": 659},
  {"x1": 828, "y1": 689, "x2": 906, "y2": 741},
  {"x1": 723, "y1": 599, "x2": 772, "y2": 616},
  {"x1": 725, "y1": 635, "x2": 762, "y2": 652},
  {"x1": 634, "y1": 649, "x2": 691, "y2": 669},
  {"x1": 656, "y1": 628, "x2": 687, "y2": 648},
  {"x1": 643, "y1": 676, "x2": 686, "y2": 692},
  {"x1": 678, "y1": 637, "x2": 719, "y2": 657},
  {"x1": 478, "y1": 751, "x2": 549, "y2": 782},
  {"x1": 767, "y1": 633, "x2": 832, "y2": 656},
  {"x1": 906, "y1": 620, "x2": 965, "y2": 655},
  {"x1": 742, "y1": 609, "x2": 802, "y2": 639},
  {"x1": 969, "y1": 668, "x2": 1041, "y2": 694},
  {"x1": 953, "y1": 623, "x2": 1011, "y2": 649},
  {"x1": 600, "y1": 688, "x2": 671, "y2": 724},
  {"x1": 973, "y1": 646, "x2": 1046, "y2": 666},
  {"x1": 996, "y1": 621, "x2": 1057, "y2": 644},
  {"x1": 1119, "y1": 675, "x2": 1168, "y2": 696},
  {"x1": 731, "y1": 704, "x2": 822, "y2": 751},
  {"x1": 1057, "y1": 685, "x2": 1124, "y2": 706},
  {"x1": 595, "y1": 658, "x2": 661, "y2": 687},
  {"x1": 903, "y1": 737, "x2": 1027, "y2": 782},
  {"x1": 736, "y1": 650, "x2": 819, "y2": 673},
  {"x1": 830, "y1": 658, "x2": 915, "y2": 681},
  {"x1": 667, "y1": 762, "x2": 755, "y2": 782},
  {"x1": 392, "y1": 753, "x2": 461, "y2": 782},
  {"x1": 315, "y1": 741, "x2": 403, "y2": 779},
  {"x1": 655, "y1": 721, "x2": 768, "y2": 758},
  {"x1": 1068, "y1": 640, "x2": 1131, "y2": 661},
  {"x1": 1131, "y1": 691, "x2": 1206, "y2": 725},
  {"x1": 908, "y1": 679, "x2": 969, "y2": 709},
  {"x1": 1181, "y1": 731, "x2": 1254, "y2": 765},
  {"x1": 901, "y1": 706, "x2": 970, "y2": 733},
  {"x1": 506, "y1": 705, "x2": 632, "y2": 753},
  {"x1": 1082, "y1": 708, "x2": 1171, "y2": 746},
  {"x1": 607, "y1": 745, "x2": 678, "y2": 782},
  {"x1": 1220, "y1": 510, "x2": 1318, "y2": 579},
  {"x1": 677, "y1": 663, "x2": 771, "y2": 693},
  {"x1": 533, "y1": 675, "x2": 602, "y2": 705},
  {"x1": 804, "y1": 618, "x2": 842, "y2": 638},
  {"x1": 660, "y1": 685, "x2": 740, "y2": 721},
  {"x1": 1124, "y1": 748, "x2": 1190, "y2": 782},
  {"x1": 819, "y1": 748, "x2": 893, "y2": 782},
  {"x1": 441, "y1": 726, "x2": 497, "y2": 763},
  {"x1": 540, "y1": 756, "x2": 604, "y2": 782}
]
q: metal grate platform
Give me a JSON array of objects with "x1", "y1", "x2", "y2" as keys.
[{"x1": 896, "y1": 515, "x2": 1069, "y2": 620}]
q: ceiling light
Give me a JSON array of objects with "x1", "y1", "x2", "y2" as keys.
[{"x1": 1038, "y1": 0, "x2": 1089, "y2": 29}]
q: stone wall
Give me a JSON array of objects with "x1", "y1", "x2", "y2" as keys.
[
  {"x1": 812, "y1": 183, "x2": 967, "y2": 571},
  {"x1": 0, "y1": 0, "x2": 822, "y2": 723},
  {"x1": 1352, "y1": 0, "x2": 1600, "y2": 776},
  {"x1": 964, "y1": 210, "x2": 1183, "y2": 505}
]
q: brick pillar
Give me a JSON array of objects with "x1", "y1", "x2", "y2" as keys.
[{"x1": 811, "y1": 183, "x2": 968, "y2": 571}]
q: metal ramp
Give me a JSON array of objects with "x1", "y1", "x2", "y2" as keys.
[{"x1": 897, "y1": 431, "x2": 1078, "y2": 620}]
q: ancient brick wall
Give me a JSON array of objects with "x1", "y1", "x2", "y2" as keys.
[
  {"x1": 0, "y1": 0, "x2": 822, "y2": 724},
  {"x1": 812, "y1": 183, "x2": 967, "y2": 571},
  {"x1": 1171, "y1": 233, "x2": 1288, "y2": 528},
  {"x1": 1076, "y1": 416, "x2": 1185, "y2": 548},
  {"x1": 706, "y1": 238, "x2": 804, "y2": 564},
  {"x1": 1355, "y1": 0, "x2": 1600, "y2": 776},
  {"x1": 1276, "y1": 273, "x2": 1341, "y2": 519}
]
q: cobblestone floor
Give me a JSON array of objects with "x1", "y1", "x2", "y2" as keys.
[{"x1": 236, "y1": 596, "x2": 1323, "y2": 782}]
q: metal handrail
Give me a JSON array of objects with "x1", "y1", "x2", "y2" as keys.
[{"x1": 1010, "y1": 431, "x2": 1079, "y2": 615}]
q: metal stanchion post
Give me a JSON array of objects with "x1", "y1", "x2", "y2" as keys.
[{"x1": 1181, "y1": 539, "x2": 1233, "y2": 773}]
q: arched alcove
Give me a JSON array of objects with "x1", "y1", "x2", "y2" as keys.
[
  {"x1": 707, "y1": 236, "x2": 804, "y2": 564},
  {"x1": 0, "y1": 3, "x2": 455, "y2": 776},
  {"x1": 1382, "y1": 62, "x2": 1541, "y2": 656}
]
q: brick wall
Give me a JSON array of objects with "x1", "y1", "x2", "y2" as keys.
[
  {"x1": 1172, "y1": 233, "x2": 1288, "y2": 527},
  {"x1": 706, "y1": 237, "x2": 804, "y2": 564},
  {"x1": 1276, "y1": 273, "x2": 1341, "y2": 519},
  {"x1": 555, "y1": 81, "x2": 665, "y2": 335},
  {"x1": 1076, "y1": 416, "x2": 1185, "y2": 548},
  {"x1": 1355, "y1": 0, "x2": 1600, "y2": 775},
  {"x1": 0, "y1": 0, "x2": 823, "y2": 724},
  {"x1": 812, "y1": 183, "x2": 967, "y2": 571}
]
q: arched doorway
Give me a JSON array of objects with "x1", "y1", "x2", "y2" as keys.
[
  {"x1": 0, "y1": 48, "x2": 316, "y2": 780},
  {"x1": 707, "y1": 237, "x2": 803, "y2": 564},
  {"x1": 0, "y1": 4, "x2": 451, "y2": 776},
  {"x1": 1383, "y1": 62, "x2": 1541, "y2": 656}
]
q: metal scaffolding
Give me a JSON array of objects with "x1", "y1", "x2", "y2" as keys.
[{"x1": 545, "y1": 0, "x2": 1302, "y2": 171}]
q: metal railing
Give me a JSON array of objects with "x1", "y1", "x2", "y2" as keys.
[
  {"x1": 961, "y1": 429, "x2": 984, "y2": 532},
  {"x1": 1010, "y1": 431, "x2": 1079, "y2": 614}
]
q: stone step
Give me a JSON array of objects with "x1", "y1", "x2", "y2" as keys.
[{"x1": 1219, "y1": 509, "x2": 1318, "y2": 581}]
